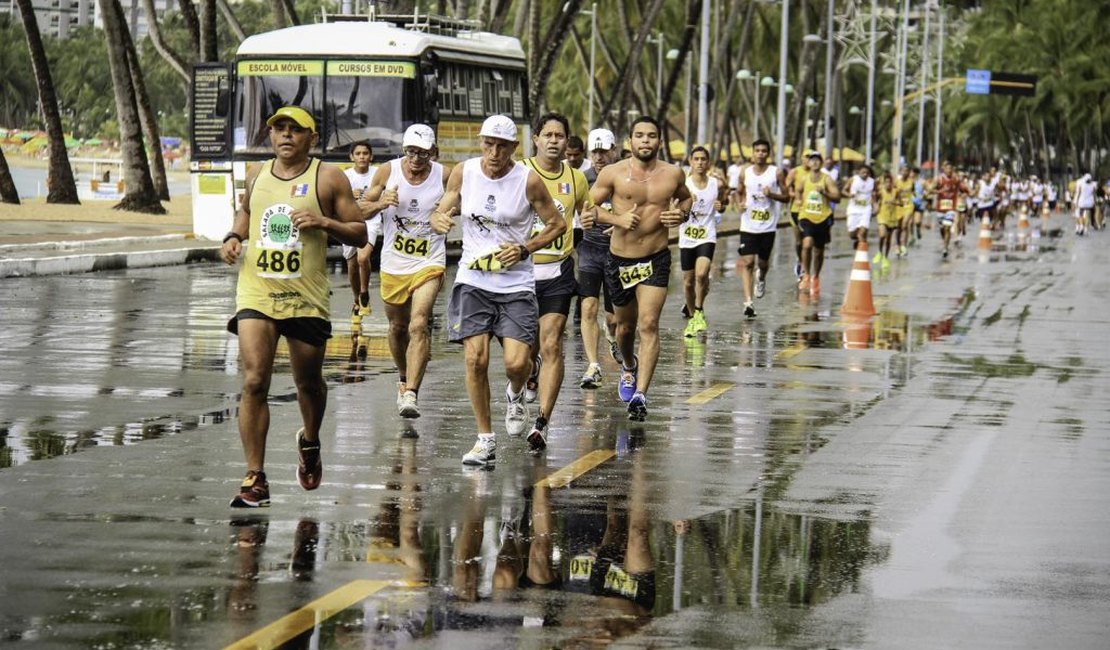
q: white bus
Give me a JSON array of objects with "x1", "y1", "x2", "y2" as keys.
[{"x1": 189, "y1": 11, "x2": 528, "y2": 240}]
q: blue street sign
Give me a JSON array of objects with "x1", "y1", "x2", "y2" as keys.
[{"x1": 966, "y1": 69, "x2": 991, "y2": 95}]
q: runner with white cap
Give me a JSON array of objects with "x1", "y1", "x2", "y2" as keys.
[
  {"x1": 361, "y1": 124, "x2": 446, "y2": 419},
  {"x1": 431, "y1": 115, "x2": 566, "y2": 466}
]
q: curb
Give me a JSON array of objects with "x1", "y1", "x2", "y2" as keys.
[{"x1": 0, "y1": 245, "x2": 220, "y2": 278}]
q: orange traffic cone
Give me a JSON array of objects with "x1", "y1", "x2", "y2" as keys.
[
  {"x1": 977, "y1": 215, "x2": 993, "y2": 251},
  {"x1": 842, "y1": 240, "x2": 876, "y2": 317}
]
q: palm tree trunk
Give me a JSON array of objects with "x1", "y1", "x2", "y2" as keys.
[
  {"x1": 121, "y1": 5, "x2": 170, "y2": 201},
  {"x1": 657, "y1": 0, "x2": 702, "y2": 152},
  {"x1": 529, "y1": 1, "x2": 583, "y2": 114},
  {"x1": 217, "y1": 0, "x2": 247, "y2": 43},
  {"x1": 601, "y1": 0, "x2": 667, "y2": 138},
  {"x1": 0, "y1": 148, "x2": 20, "y2": 204},
  {"x1": 269, "y1": 0, "x2": 286, "y2": 29},
  {"x1": 98, "y1": 0, "x2": 164, "y2": 214},
  {"x1": 200, "y1": 0, "x2": 218, "y2": 62},
  {"x1": 281, "y1": 0, "x2": 299, "y2": 25},
  {"x1": 143, "y1": 0, "x2": 189, "y2": 83},
  {"x1": 15, "y1": 0, "x2": 79, "y2": 204},
  {"x1": 177, "y1": 0, "x2": 201, "y2": 57}
]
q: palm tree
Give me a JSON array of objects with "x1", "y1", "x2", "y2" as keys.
[
  {"x1": 97, "y1": 0, "x2": 164, "y2": 214},
  {"x1": 118, "y1": 1, "x2": 170, "y2": 200},
  {"x1": 0, "y1": 148, "x2": 20, "y2": 204},
  {"x1": 14, "y1": 0, "x2": 79, "y2": 204}
]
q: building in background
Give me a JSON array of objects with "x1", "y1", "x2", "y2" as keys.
[{"x1": 3, "y1": 0, "x2": 174, "y2": 39}]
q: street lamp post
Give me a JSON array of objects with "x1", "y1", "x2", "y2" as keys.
[
  {"x1": 647, "y1": 32, "x2": 665, "y2": 110},
  {"x1": 849, "y1": 105, "x2": 863, "y2": 147},
  {"x1": 823, "y1": 0, "x2": 834, "y2": 159},
  {"x1": 915, "y1": 1, "x2": 932, "y2": 167},
  {"x1": 582, "y1": 2, "x2": 597, "y2": 128},
  {"x1": 736, "y1": 69, "x2": 774, "y2": 142},
  {"x1": 696, "y1": 0, "x2": 710, "y2": 146},
  {"x1": 866, "y1": 0, "x2": 876, "y2": 163},
  {"x1": 775, "y1": 0, "x2": 790, "y2": 166},
  {"x1": 933, "y1": 8, "x2": 945, "y2": 178}
]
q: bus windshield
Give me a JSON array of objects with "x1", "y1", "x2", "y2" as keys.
[{"x1": 233, "y1": 58, "x2": 421, "y2": 160}]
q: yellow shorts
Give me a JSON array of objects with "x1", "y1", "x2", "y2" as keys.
[{"x1": 379, "y1": 267, "x2": 445, "y2": 306}]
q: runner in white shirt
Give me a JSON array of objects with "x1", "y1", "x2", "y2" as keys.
[
  {"x1": 1030, "y1": 176, "x2": 1045, "y2": 216},
  {"x1": 844, "y1": 165, "x2": 876, "y2": 251},
  {"x1": 679, "y1": 146, "x2": 726, "y2": 338},
  {"x1": 342, "y1": 141, "x2": 376, "y2": 330},
  {"x1": 1075, "y1": 173, "x2": 1097, "y2": 236},
  {"x1": 430, "y1": 115, "x2": 565, "y2": 467},
  {"x1": 361, "y1": 124, "x2": 445, "y2": 419},
  {"x1": 727, "y1": 156, "x2": 743, "y2": 211},
  {"x1": 735, "y1": 138, "x2": 789, "y2": 319}
]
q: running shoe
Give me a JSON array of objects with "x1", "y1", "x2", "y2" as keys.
[
  {"x1": 295, "y1": 428, "x2": 322, "y2": 491},
  {"x1": 527, "y1": 416, "x2": 549, "y2": 452},
  {"x1": 692, "y1": 310, "x2": 707, "y2": 333},
  {"x1": 754, "y1": 268, "x2": 765, "y2": 298},
  {"x1": 505, "y1": 382, "x2": 530, "y2": 437},
  {"x1": 398, "y1": 390, "x2": 420, "y2": 419},
  {"x1": 744, "y1": 302, "x2": 757, "y2": 319},
  {"x1": 609, "y1": 340, "x2": 625, "y2": 366},
  {"x1": 680, "y1": 303, "x2": 691, "y2": 319},
  {"x1": 942, "y1": 249, "x2": 950, "y2": 259},
  {"x1": 579, "y1": 363, "x2": 602, "y2": 389},
  {"x1": 462, "y1": 435, "x2": 497, "y2": 466},
  {"x1": 798, "y1": 274, "x2": 810, "y2": 291},
  {"x1": 230, "y1": 470, "x2": 270, "y2": 508},
  {"x1": 794, "y1": 261, "x2": 803, "y2": 279},
  {"x1": 358, "y1": 295, "x2": 371, "y2": 320},
  {"x1": 618, "y1": 356, "x2": 639, "y2": 403},
  {"x1": 899, "y1": 245, "x2": 908, "y2": 257},
  {"x1": 872, "y1": 252, "x2": 883, "y2": 265},
  {"x1": 525, "y1": 356, "x2": 541, "y2": 403},
  {"x1": 881, "y1": 256, "x2": 891, "y2": 271},
  {"x1": 395, "y1": 381, "x2": 406, "y2": 412},
  {"x1": 627, "y1": 392, "x2": 648, "y2": 421},
  {"x1": 683, "y1": 317, "x2": 698, "y2": 338}
]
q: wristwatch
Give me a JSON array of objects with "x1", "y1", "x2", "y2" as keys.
[
  {"x1": 518, "y1": 244, "x2": 530, "y2": 260},
  {"x1": 223, "y1": 232, "x2": 245, "y2": 244}
]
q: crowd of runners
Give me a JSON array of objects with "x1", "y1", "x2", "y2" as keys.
[{"x1": 218, "y1": 105, "x2": 1109, "y2": 507}]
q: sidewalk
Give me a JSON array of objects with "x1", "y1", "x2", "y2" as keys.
[{"x1": 0, "y1": 211, "x2": 749, "y2": 279}]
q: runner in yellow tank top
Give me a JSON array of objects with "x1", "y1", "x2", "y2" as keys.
[
  {"x1": 218, "y1": 106, "x2": 368, "y2": 509},
  {"x1": 792, "y1": 150, "x2": 840, "y2": 296},
  {"x1": 519, "y1": 112, "x2": 592, "y2": 449}
]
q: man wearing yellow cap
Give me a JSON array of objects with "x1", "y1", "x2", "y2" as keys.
[{"x1": 219, "y1": 105, "x2": 368, "y2": 508}]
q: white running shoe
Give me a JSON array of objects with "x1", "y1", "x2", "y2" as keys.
[
  {"x1": 579, "y1": 363, "x2": 602, "y2": 389},
  {"x1": 505, "y1": 382, "x2": 530, "y2": 437},
  {"x1": 527, "y1": 416, "x2": 548, "y2": 452},
  {"x1": 754, "y1": 267, "x2": 765, "y2": 299},
  {"x1": 398, "y1": 390, "x2": 419, "y2": 418},
  {"x1": 462, "y1": 435, "x2": 496, "y2": 466}
]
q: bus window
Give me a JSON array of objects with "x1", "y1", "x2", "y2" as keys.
[
  {"x1": 234, "y1": 60, "x2": 324, "y2": 155},
  {"x1": 324, "y1": 60, "x2": 420, "y2": 159}
]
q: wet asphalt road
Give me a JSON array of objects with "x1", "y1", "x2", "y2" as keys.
[{"x1": 1, "y1": 216, "x2": 1108, "y2": 649}]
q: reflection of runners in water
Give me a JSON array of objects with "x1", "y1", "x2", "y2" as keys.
[
  {"x1": 587, "y1": 116, "x2": 694, "y2": 421},
  {"x1": 578, "y1": 128, "x2": 620, "y2": 389},
  {"x1": 361, "y1": 124, "x2": 446, "y2": 420},
  {"x1": 219, "y1": 106, "x2": 368, "y2": 507},
  {"x1": 522, "y1": 115, "x2": 593, "y2": 451},
  {"x1": 433, "y1": 115, "x2": 566, "y2": 466},
  {"x1": 736, "y1": 139, "x2": 789, "y2": 320},
  {"x1": 342, "y1": 141, "x2": 377, "y2": 330},
  {"x1": 679, "y1": 146, "x2": 726, "y2": 337}
]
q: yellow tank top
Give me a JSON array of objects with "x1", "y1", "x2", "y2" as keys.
[
  {"x1": 522, "y1": 158, "x2": 587, "y2": 264},
  {"x1": 879, "y1": 186, "x2": 898, "y2": 222},
  {"x1": 799, "y1": 173, "x2": 832, "y2": 223},
  {"x1": 896, "y1": 177, "x2": 914, "y2": 209},
  {"x1": 791, "y1": 170, "x2": 806, "y2": 211},
  {"x1": 236, "y1": 158, "x2": 331, "y2": 320}
]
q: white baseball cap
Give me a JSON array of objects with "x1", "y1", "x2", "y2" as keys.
[
  {"x1": 478, "y1": 115, "x2": 518, "y2": 142},
  {"x1": 402, "y1": 124, "x2": 436, "y2": 150},
  {"x1": 587, "y1": 128, "x2": 616, "y2": 151}
]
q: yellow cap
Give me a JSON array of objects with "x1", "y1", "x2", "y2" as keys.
[{"x1": 266, "y1": 106, "x2": 316, "y2": 133}]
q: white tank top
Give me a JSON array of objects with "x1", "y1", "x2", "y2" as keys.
[
  {"x1": 845, "y1": 175, "x2": 875, "y2": 218},
  {"x1": 1031, "y1": 182, "x2": 1043, "y2": 201},
  {"x1": 1077, "y1": 178, "x2": 1097, "y2": 208},
  {"x1": 679, "y1": 176, "x2": 719, "y2": 247},
  {"x1": 674, "y1": 174, "x2": 719, "y2": 245},
  {"x1": 344, "y1": 166, "x2": 375, "y2": 199},
  {"x1": 455, "y1": 158, "x2": 535, "y2": 294},
  {"x1": 977, "y1": 179, "x2": 995, "y2": 205},
  {"x1": 740, "y1": 165, "x2": 780, "y2": 233},
  {"x1": 374, "y1": 158, "x2": 447, "y2": 274}
]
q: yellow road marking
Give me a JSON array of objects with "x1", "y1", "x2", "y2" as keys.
[
  {"x1": 686, "y1": 381, "x2": 735, "y2": 404},
  {"x1": 776, "y1": 343, "x2": 807, "y2": 360},
  {"x1": 224, "y1": 579, "x2": 415, "y2": 650},
  {"x1": 539, "y1": 449, "x2": 615, "y2": 489}
]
